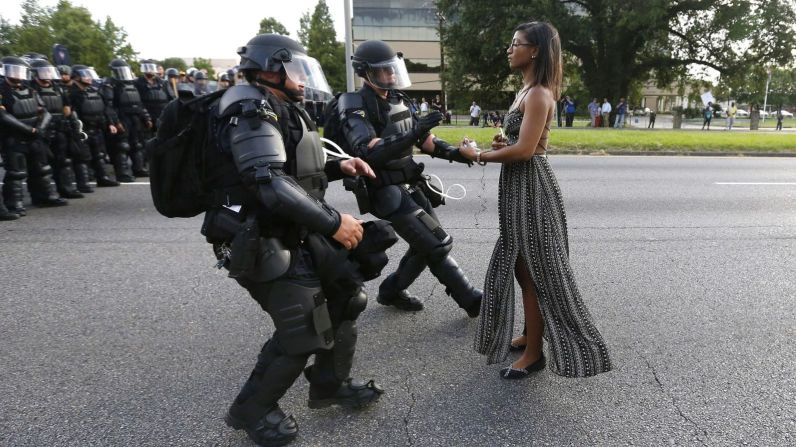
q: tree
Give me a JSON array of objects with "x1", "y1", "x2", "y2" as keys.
[
  {"x1": 161, "y1": 57, "x2": 187, "y2": 72},
  {"x1": 192, "y1": 56, "x2": 215, "y2": 78},
  {"x1": 298, "y1": 0, "x2": 345, "y2": 93},
  {"x1": 437, "y1": 0, "x2": 796, "y2": 103},
  {"x1": 0, "y1": 0, "x2": 138, "y2": 77},
  {"x1": 259, "y1": 17, "x2": 289, "y2": 36}
]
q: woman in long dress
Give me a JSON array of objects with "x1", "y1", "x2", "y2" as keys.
[{"x1": 459, "y1": 21, "x2": 612, "y2": 379}]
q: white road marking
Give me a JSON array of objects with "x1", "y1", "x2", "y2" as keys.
[{"x1": 714, "y1": 182, "x2": 796, "y2": 185}]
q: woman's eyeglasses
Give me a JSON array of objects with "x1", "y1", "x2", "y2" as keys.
[{"x1": 509, "y1": 42, "x2": 535, "y2": 48}]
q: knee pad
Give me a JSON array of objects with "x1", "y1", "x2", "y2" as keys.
[
  {"x1": 427, "y1": 239, "x2": 453, "y2": 263},
  {"x1": 264, "y1": 281, "x2": 335, "y2": 356},
  {"x1": 116, "y1": 141, "x2": 131, "y2": 154},
  {"x1": 343, "y1": 288, "x2": 368, "y2": 320}
]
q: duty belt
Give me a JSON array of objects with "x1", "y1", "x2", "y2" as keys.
[{"x1": 369, "y1": 162, "x2": 424, "y2": 188}]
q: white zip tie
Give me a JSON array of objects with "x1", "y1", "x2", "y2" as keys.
[
  {"x1": 424, "y1": 172, "x2": 467, "y2": 201},
  {"x1": 321, "y1": 137, "x2": 353, "y2": 160},
  {"x1": 322, "y1": 136, "x2": 466, "y2": 201}
]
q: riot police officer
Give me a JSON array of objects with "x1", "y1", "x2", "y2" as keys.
[
  {"x1": 193, "y1": 70, "x2": 210, "y2": 96},
  {"x1": 104, "y1": 58, "x2": 152, "y2": 179},
  {"x1": 204, "y1": 34, "x2": 384, "y2": 446},
  {"x1": 68, "y1": 65, "x2": 120, "y2": 187},
  {"x1": 0, "y1": 57, "x2": 17, "y2": 220},
  {"x1": 164, "y1": 67, "x2": 180, "y2": 101},
  {"x1": 333, "y1": 40, "x2": 482, "y2": 316},
  {"x1": 0, "y1": 56, "x2": 67, "y2": 213},
  {"x1": 134, "y1": 59, "x2": 169, "y2": 127},
  {"x1": 29, "y1": 58, "x2": 84, "y2": 198}
]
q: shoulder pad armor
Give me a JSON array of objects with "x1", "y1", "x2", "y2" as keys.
[
  {"x1": 338, "y1": 92, "x2": 364, "y2": 112},
  {"x1": 219, "y1": 84, "x2": 267, "y2": 116}
]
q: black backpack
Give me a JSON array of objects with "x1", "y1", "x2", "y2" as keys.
[{"x1": 148, "y1": 89, "x2": 225, "y2": 218}]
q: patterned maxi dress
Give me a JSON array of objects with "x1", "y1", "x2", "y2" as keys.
[{"x1": 473, "y1": 108, "x2": 612, "y2": 377}]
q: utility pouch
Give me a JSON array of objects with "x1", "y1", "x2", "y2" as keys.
[
  {"x1": 344, "y1": 176, "x2": 371, "y2": 214},
  {"x1": 201, "y1": 206, "x2": 245, "y2": 243},
  {"x1": 227, "y1": 215, "x2": 260, "y2": 278}
]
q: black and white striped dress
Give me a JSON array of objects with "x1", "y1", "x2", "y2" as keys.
[{"x1": 474, "y1": 109, "x2": 612, "y2": 377}]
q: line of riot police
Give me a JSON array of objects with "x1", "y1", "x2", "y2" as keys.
[{"x1": 0, "y1": 54, "x2": 245, "y2": 221}]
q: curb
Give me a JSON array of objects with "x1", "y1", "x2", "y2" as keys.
[{"x1": 547, "y1": 150, "x2": 796, "y2": 157}]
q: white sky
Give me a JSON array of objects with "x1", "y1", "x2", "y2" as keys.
[{"x1": 2, "y1": 1, "x2": 347, "y2": 60}]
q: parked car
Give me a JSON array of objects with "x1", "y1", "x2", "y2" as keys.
[
  {"x1": 735, "y1": 109, "x2": 749, "y2": 117},
  {"x1": 632, "y1": 107, "x2": 651, "y2": 116},
  {"x1": 778, "y1": 110, "x2": 794, "y2": 118}
]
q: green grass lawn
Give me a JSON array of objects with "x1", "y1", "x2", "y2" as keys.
[{"x1": 432, "y1": 127, "x2": 796, "y2": 153}]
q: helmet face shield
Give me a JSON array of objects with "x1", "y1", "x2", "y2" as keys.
[
  {"x1": 365, "y1": 55, "x2": 411, "y2": 89},
  {"x1": 3, "y1": 64, "x2": 31, "y2": 81},
  {"x1": 113, "y1": 66, "x2": 134, "y2": 81},
  {"x1": 75, "y1": 68, "x2": 100, "y2": 82},
  {"x1": 282, "y1": 55, "x2": 333, "y2": 100},
  {"x1": 140, "y1": 63, "x2": 158, "y2": 74},
  {"x1": 34, "y1": 66, "x2": 60, "y2": 80}
]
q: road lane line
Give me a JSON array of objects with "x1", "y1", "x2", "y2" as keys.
[{"x1": 714, "y1": 182, "x2": 796, "y2": 185}]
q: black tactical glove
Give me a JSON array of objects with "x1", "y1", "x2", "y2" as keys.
[{"x1": 417, "y1": 110, "x2": 444, "y2": 134}]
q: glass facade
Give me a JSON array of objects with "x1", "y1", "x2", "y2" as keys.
[
  {"x1": 353, "y1": 1, "x2": 439, "y2": 42},
  {"x1": 353, "y1": 0, "x2": 442, "y2": 92}
]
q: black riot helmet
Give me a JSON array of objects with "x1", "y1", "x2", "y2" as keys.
[
  {"x1": 165, "y1": 67, "x2": 179, "y2": 79},
  {"x1": 1, "y1": 56, "x2": 31, "y2": 87},
  {"x1": 352, "y1": 40, "x2": 411, "y2": 90},
  {"x1": 236, "y1": 33, "x2": 332, "y2": 102},
  {"x1": 140, "y1": 59, "x2": 158, "y2": 76},
  {"x1": 109, "y1": 58, "x2": 135, "y2": 81},
  {"x1": 29, "y1": 58, "x2": 60, "y2": 84},
  {"x1": 71, "y1": 64, "x2": 100, "y2": 86}
]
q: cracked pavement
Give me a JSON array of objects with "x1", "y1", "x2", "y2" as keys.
[{"x1": 1, "y1": 156, "x2": 795, "y2": 446}]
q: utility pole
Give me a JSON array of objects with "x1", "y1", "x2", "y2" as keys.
[
  {"x1": 436, "y1": 10, "x2": 447, "y2": 110},
  {"x1": 344, "y1": 0, "x2": 354, "y2": 92},
  {"x1": 762, "y1": 67, "x2": 772, "y2": 121}
]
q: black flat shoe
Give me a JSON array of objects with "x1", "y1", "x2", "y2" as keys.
[{"x1": 499, "y1": 354, "x2": 546, "y2": 380}]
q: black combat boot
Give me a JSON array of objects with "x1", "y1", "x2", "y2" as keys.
[
  {"x1": 92, "y1": 158, "x2": 120, "y2": 186},
  {"x1": 376, "y1": 252, "x2": 427, "y2": 311},
  {"x1": 55, "y1": 162, "x2": 84, "y2": 199},
  {"x1": 131, "y1": 150, "x2": 149, "y2": 177},
  {"x1": 112, "y1": 153, "x2": 135, "y2": 183},
  {"x1": 74, "y1": 163, "x2": 94, "y2": 193},
  {"x1": 0, "y1": 200, "x2": 19, "y2": 221}
]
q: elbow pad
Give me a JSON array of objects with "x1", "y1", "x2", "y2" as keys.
[
  {"x1": 338, "y1": 93, "x2": 375, "y2": 158},
  {"x1": 0, "y1": 108, "x2": 35, "y2": 135},
  {"x1": 431, "y1": 137, "x2": 472, "y2": 166},
  {"x1": 365, "y1": 128, "x2": 419, "y2": 168},
  {"x1": 257, "y1": 174, "x2": 341, "y2": 236}
]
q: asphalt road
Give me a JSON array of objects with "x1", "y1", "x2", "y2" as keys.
[{"x1": 1, "y1": 156, "x2": 794, "y2": 447}]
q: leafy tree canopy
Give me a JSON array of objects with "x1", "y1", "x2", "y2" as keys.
[
  {"x1": 437, "y1": 0, "x2": 796, "y2": 105},
  {"x1": 259, "y1": 17, "x2": 289, "y2": 36}
]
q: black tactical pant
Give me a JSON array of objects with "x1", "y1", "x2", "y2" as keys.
[
  {"x1": 229, "y1": 244, "x2": 365, "y2": 425},
  {"x1": 372, "y1": 183, "x2": 481, "y2": 312}
]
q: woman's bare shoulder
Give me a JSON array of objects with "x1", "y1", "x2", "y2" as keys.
[{"x1": 525, "y1": 86, "x2": 554, "y2": 105}]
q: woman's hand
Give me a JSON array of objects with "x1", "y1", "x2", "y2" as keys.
[
  {"x1": 458, "y1": 138, "x2": 480, "y2": 161},
  {"x1": 492, "y1": 134, "x2": 508, "y2": 150}
]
